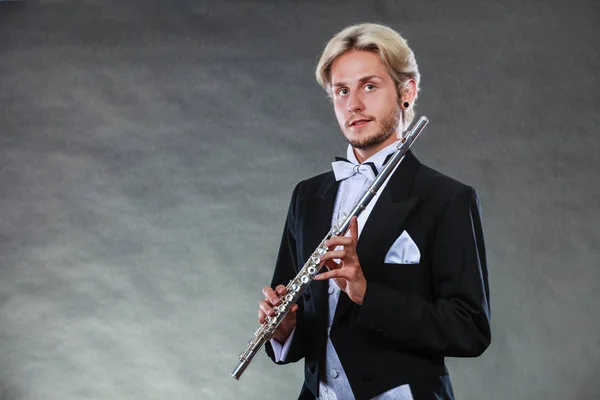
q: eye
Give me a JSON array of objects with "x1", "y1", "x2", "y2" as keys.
[
  {"x1": 337, "y1": 88, "x2": 349, "y2": 97},
  {"x1": 364, "y1": 84, "x2": 376, "y2": 91}
]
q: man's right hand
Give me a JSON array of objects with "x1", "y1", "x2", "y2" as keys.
[{"x1": 258, "y1": 285, "x2": 298, "y2": 344}]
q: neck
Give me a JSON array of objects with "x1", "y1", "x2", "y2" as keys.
[
  {"x1": 352, "y1": 133, "x2": 400, "y2": 164},
  {"x1": 352, "y1": 148, "x2": 378, "y2": 164}
]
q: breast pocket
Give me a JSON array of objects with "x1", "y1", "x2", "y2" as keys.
[{"x1": 383, "y1": 230, "x2": 421, "y2": 264}]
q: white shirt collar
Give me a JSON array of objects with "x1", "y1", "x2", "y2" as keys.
[{"x1": 345, "y1": 139, "x2": 401, "y2": 173}]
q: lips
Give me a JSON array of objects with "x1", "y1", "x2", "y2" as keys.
[{"x1": 349, "y1": 118, "x2": 373, "y2": 127}]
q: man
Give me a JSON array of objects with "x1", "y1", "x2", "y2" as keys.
[{"x1": 257, "y1": 23, "x2": 491, "y2": 400}]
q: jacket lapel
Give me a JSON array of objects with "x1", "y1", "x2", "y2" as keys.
[
  {"x1": 306, "y1": 173, "x2": 339, "y2": 331},
  {"x1": 332, "y1": 150, "x2": 421, "y2": 326}
]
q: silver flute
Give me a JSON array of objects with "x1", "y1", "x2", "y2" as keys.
[{"x1": 230, "y1": 116, "x2": 429, "y2": 380}]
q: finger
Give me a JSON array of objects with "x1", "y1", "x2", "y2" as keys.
[
  {"x1": 324, "y1": 236, "x2": 353, "y2": 248},
  {"x1": 275, "y1": 285, "x2": 287, "y2": 296},
  {"x1": 323, "y1": 259, "x2": 340, "y2": 270},
  {"x1": 259, "y1": 299, "x2": 275, "y2": 317},
  {"x1": 262, "y1": 286, "x2": 280, "y2": 306},
  {"x1": 350, "y1": 216, "x2": 359, "y2": 242},
  {"x1": 342, "y1": 217, "x2": 359, "y2": 260},
  {"x1": 258, "y1": 302, "x2": 270, "y2": 323},
  {"x1": 321, "y1": 250, "x2": 346, "y2": 263},
  {"x1": 314, "y1": 269, "x2": 352, "y2": 281}
]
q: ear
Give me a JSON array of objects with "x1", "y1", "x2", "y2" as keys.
[{"x1": 398, "y1": 79, "x2": 417, "y2": 105}]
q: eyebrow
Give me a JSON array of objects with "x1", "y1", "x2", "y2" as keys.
[{"x1": 331, "y1": 75, "x2": 383, "y2": 88}]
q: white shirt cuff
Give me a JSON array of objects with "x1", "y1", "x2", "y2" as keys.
[{"x1": 269, "y1": 327, "x2": 296, "y2": 362}]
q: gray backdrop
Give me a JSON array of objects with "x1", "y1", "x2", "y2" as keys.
[{"x1": 1, "y1": 0, "x2": 598, "y2": 399}]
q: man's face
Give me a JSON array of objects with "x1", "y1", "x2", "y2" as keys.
[{"x1": 330, "y1": 50, "x2": 401, "y2": 153}]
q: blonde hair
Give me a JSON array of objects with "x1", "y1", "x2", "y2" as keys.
[{"x1": 315, "y1": 23, "x2": 421, "y2": 130}]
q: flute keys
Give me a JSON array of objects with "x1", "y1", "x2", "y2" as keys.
[
  {"x1": 292, "y1": 283, "x2": 300, "y2": 292},
  {"x1": 301, "y1": 275, "x2": 310, "y2": 284},
  {"x1": 308, "y1": 266, "x2": 317, "y2": 275},
  {"x1": 311, "y1": 256, "x2": 320, "y2": 265},
  {"x1": 317, "y1": 247, "x2": 327, "y2": 255},
  {"x1": 285, "y1": 294, "x2": 293, "y2": 302},
  {"x1": 277, "y1": 305, "x2": 286, "y2": 313}
]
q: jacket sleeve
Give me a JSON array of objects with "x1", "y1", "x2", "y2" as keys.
[
  {"x1": 264, "y1": 183, "x2": 308, "y2": 364},
  {"x1": 356, "y1": 185, "x2": 491, "y2": 357}
]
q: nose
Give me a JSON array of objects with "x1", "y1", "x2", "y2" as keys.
[{"x1": 346, "y1": 91, "x2": 364, "y2": 113}]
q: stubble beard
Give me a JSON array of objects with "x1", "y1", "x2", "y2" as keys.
[{"x1": 347, "y1": 105, "x2": 402, "y2": 150}]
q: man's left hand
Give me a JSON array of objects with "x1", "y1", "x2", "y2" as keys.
[{"x1": 314, "y1": 216, "x2": 367, "y2": 305}]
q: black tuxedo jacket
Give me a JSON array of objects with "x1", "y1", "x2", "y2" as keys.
[{"x1": 265, "y1": 150, "x2": 491, "y2": 400}]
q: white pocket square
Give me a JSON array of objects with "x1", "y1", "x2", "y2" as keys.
[{"x1": 384, "y1": 230, "x2": 421, "y2": 264}]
